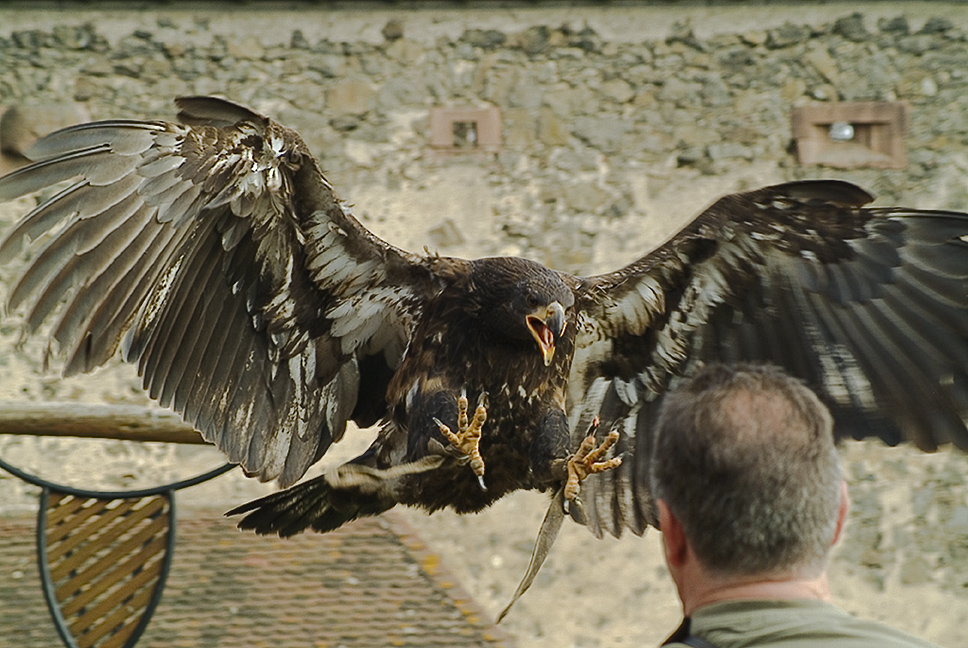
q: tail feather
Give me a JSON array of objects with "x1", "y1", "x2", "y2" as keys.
[
  {"x1": 226, "y1": 474, "x2": 386, "y2": 537},
  {"x1": 228, "y1": 457, "x2": 445, "y2": 536}
]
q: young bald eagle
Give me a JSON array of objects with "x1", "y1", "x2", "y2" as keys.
[{"x1": 1, "y1": 97, "x2": 966, "y2": 561}]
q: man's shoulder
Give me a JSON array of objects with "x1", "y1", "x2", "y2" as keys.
[{"x1": 680, "y1": 599, "x2": 940, "y2": 648}]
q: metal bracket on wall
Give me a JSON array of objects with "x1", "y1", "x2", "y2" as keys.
[{"x1": 792, "y1": 101, "x2": 909, "y2": 169}]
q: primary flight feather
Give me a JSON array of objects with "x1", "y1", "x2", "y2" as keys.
[{"x1": 1, "y1": 96, "x2": 966, "y2": 554}]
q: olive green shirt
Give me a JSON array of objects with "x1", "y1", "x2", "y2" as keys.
[{"x1": 662, "y1": 599, "x2": 942, "y2": 648}]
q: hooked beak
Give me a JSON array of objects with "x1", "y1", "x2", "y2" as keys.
[{"x1": 526, "y1": 301, "x2": 567, "y2": 367}]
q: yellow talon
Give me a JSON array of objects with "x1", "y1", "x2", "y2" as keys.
[{"x1": 565, "y1": 422, "x2": 622, "y2": 502}]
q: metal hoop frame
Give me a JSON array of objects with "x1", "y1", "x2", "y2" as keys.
[{"x1": 0, "y1": 454, "x2": 234, "y2": 648}]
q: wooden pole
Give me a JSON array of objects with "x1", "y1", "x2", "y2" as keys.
[{"x1": 0, "y1": 401, "x2": 206, "y2": 445}]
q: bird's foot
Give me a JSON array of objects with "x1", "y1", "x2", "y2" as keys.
[
  {"x1": 434, "y1": 390, "x2": 488, "y2": 490},
  {"x1": 564, "y1": 417, "x2": 622, "y2": 505}
]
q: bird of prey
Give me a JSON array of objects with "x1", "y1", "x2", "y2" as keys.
[{"x1": 1, "y1": 97, "x2": 966, "y2": 608}]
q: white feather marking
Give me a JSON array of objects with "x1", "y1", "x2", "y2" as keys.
[
  {"x1": 138, "y1": 256, "x2": 182, "y2": 333},
  {"x1": 270, "y1": 135, "x2": 285, "y2": 155},
  {"x1": 614, "y1": 378, "x2": 639, "y2": 407},
  {"x1": 568, "y1": 376, "x2": 609, "y2": 433},
  {"x1": 340, "y1": 314, "x2": 384, "y2": 355},
  {"x1": 616, "y1": 295, "x2": 646, "y2": 333},
  {"x1": 308, "y1": 247, "x2": 344, "y2": 277},
  {"x1": 327, "y1": 300, "x2": 355, "y2": 322},
  {"x1": 339, "y1": 261, "x2": 378, "y2": 295},
  {"x1": 260, "y1": 407, "x2": 295, "y2": 478},
  {"x1": 319, "y1": 257, "x2": 356, "y2": 285},
  {"x1": 329, "y1": 310, "x2": 362, "y2": 339},
  {"x1": 635, "y1": 276, "x2": 664, "y2": 312},
  {"x1": 405, "y1": 379, "x2": 420, "y2": 411}
]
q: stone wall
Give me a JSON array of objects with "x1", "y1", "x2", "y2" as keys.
[{"x1": 1, "y1": 3, "x2": 967, "y2": 277}]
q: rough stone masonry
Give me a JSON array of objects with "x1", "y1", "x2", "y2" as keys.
[{"x1": 1, "y1": 4, "x2": 968, "y2": 275}]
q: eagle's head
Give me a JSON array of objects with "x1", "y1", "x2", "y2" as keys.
[{"x1": 467, "y1": 257, "x2": 574, "y2": 366}]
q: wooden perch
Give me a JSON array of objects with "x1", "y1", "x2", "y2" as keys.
[{"x1": 0, "y1": 401, "x2": 206, "y2": 444}]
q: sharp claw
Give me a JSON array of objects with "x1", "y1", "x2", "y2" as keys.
[
  {"x1": 477, "y1": 475, "x2": 487, "y2": 491},
  {"x1": 567, "y1": 495, "x2": 586, "y2": 519}
]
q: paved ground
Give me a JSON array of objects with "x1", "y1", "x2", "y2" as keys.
[{"x1": 0, "y1": 508, "x2": 512, "y2": 648}]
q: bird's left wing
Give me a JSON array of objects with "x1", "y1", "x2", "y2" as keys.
[
  {"x1": 568, "y1": 179, "x2": 968, "y2": 537},
  {"x1": 0, "y1": 96, "x2": 437, "y2": 488}
]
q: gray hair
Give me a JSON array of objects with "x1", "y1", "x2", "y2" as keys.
[{"x1": 650, "y1": 364, "x2": 843, "y2": 579}]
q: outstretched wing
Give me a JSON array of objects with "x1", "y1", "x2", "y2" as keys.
[
  {"x1": 569, "y1": 179, "x2": 968, "y2": 537},
  {"x1": 0, "y1": 96, "x2": 437, "y2": 487}
]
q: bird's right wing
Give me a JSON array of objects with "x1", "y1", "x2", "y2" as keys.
[
  {"x1": 567, "y1": 180, "x2": 968, "y2": 537},
  {"x1": 0, "y1": 96, "x2": 440, "y2": 487}
]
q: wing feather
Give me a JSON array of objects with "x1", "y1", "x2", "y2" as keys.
[
  {"x1": 21, "y1": 195, "x2": 150, "y2": 332},
  {"x1": 0, "y1": 96, "x2": 437, "y2": 487},
  {"x1": 571, "y1": 179, "x2": 968, "y2": 537},
  {"x1": 87, "y1": 220, "x2": 182, "y2": 367},
  {"x1": 25, "y1": 121, "x2": 161, "y2": 159},
  {"x1": 146, "y1": 227, "x2": 226, "y2": 409},
  {"x1": 202, "y1": 306, "x2": 252, "y2": 447}
]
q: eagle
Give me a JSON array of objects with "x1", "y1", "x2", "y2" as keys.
[{"x1": 1, "y1": 96, "x2": 966, "y2": 609}]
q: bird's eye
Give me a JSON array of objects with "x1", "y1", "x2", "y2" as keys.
[{"x1": 526, "y1": 294, "x2": 540, "y2": 308}]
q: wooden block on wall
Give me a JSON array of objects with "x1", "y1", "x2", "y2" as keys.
[{"x1": 792, "y1": 101, "x2": 908, "y2": 169}]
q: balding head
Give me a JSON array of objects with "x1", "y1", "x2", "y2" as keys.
[{"x1": 650, "y1": 364, "x2": 843, "y2": 579}]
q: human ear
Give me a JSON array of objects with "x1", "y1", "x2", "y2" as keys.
[
  {"x1": 831, "y1": 480, "x2": 850, "y2": 547},
  {"x1": 658, "y1": 499, "x2": 689, "y2": 568}
]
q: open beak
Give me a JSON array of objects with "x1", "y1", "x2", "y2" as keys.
[{"x1": 526, "y1": 301, "x2": 567, "y2": 367}]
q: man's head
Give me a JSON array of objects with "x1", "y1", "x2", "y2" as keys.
[{"x1": 650, "y1": 364, "x2": 844, "y2": 582}]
